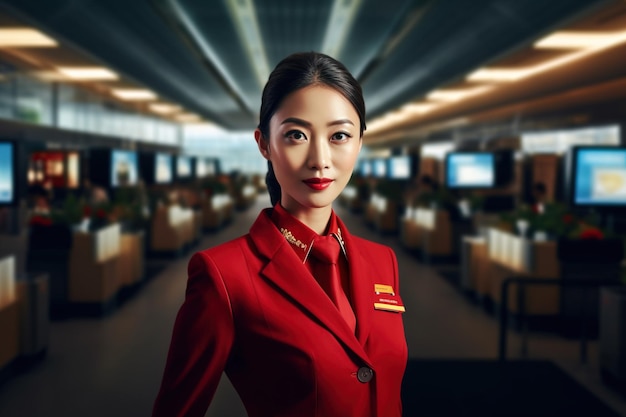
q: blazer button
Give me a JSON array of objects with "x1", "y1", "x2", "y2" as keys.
[{"x1": 357, "y1": 367, "x2": 374, "y2": 383}]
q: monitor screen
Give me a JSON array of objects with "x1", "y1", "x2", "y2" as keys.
[
  {"x1": 177, "y1": 156, "x2": 192, "y2": 178},
  {"x1": 156, "y1": 153, "x2": 172, "y2": 184},
  {"x1": 373, "y1": 159, "x2": 387, "y2": 178},
  {"x1": 111, "y1": 150, "x2": 138, "y2": 187},
  {"x1": 206, "y1": 159, "x2": 218, "y2": 176},
  {"x1": 195, "y1": 158, "x2": 207, "y2": 178},
  {"x1": 446, "y1": 152, "x2": 495, "y2": 188},
  {"x1": 571, "y1": 147, "x2": 626, "y2": 207},
  {"x1": 388, "y1": 156, "x2": 412, "y2": 179},
  {"x1": 0, "y1": 142, "x2": 14, "y2": 204},
  {"x1": 360, "y1": 159, "x2": 372, "y2": 177}
]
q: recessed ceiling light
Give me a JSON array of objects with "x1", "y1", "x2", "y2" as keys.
[
  {"x1": 322, "y1": 0, "x2": 363, "y2": 58},
  {"x1": 111, "y1": 89, "x2": 157, "y2": 101},
  {"x1": 56, "y1": 67, "x2": 119, "y2": 80},
  {"x1": 466, "y1": 68, "x2": 533, "y2": 82},
  {"x1": 534, "y1": 31, "x2": 626, "y2": 50},
  {"x1": 175, "y1": 113, "x2": 202, "y2": 123},
  {"x1": 29, "y1": 70, "x2": 68, "y2": 82},
  {"x1": 149, "y1": 103, "x2": 182, "y2": 114},
  {"x1": 225, "y1": 0, "x2": 270, "y2": 87},
  {"x1": 0, "y1": 28, "x2": 58, "y2": 47},
  {"x1": 427, "y1": 85, "x2": 493, "y2": 102},
  {"x1": 400, "y1": 102, "x2": 439, "y2": 114}
]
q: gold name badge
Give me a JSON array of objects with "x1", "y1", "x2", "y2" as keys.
[
  {"x1": 374, "y1": 303, "x2": 406, "y2": 313},
  {"x1": 375, "y1": 284, "x2": 395, "y2": 295}
]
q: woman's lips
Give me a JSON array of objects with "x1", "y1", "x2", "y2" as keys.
[{"x1": 303, "y1": 178, "x2": 333, "y2": 190}]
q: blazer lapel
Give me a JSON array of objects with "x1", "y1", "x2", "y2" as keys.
[
  {"x1": 337, "y1": 217, "x2": 373, "y2": 347},
  {"x1": 249, "y1": 210, "x2": 372, "y2": 365}
]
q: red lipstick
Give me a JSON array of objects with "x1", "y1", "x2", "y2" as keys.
[{"x1": 303, "y1": 178, "x2": 333, "y2": 190}]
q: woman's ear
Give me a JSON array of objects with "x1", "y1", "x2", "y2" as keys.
[{"x1": 254, "y1": 129, "x2": 270, "y2": 160}]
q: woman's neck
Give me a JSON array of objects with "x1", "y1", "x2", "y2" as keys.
[{"x1": 280, "y1": 202, "x2": 333, "y2": 235}]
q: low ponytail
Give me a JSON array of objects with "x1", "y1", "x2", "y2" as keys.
[{"x1": 266, "y1": 161, "x2": 281, "y2": 206}]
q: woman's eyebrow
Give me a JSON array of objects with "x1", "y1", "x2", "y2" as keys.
[{"x1": 280, "y1": 117, "x2": 355, "y2": 127}]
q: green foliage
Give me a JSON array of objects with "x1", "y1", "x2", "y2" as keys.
[
  {"x1": 113, "y1": 187, "x2": 149, "y2": 231},
  {"x1": 499, "y1": 202, "x2": 607, "y2": 239},
  {"x1": 50, "y1": 194, "x2": 83, "y2": 226}
]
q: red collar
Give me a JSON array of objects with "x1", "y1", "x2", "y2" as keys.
[{"x1": 270, "y1": 203, "x2": 346, "y2": 263}]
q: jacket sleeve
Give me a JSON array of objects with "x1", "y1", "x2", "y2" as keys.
[{"x1": 152, "y1": 251, "x2": 235, "y2": 417}]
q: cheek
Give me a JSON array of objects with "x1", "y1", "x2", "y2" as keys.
[
  {"x1": 270, "y1": 143, "x2": 307, "y2": 175},
  {"x1": 334, "y1": 144, "x2": 360, "y2": 171}
]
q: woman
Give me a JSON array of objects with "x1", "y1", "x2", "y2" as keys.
[{"x1": 153, "y1": 52, "x2": 407, "y2": 417}]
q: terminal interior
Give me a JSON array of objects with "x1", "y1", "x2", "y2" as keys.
[{"x1": 1, "y1": 0, "x2": 626, "y2": 416}]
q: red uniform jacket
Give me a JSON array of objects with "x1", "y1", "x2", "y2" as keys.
[{"x1": 153, "y1": 208, "x2": 408, "y2": 417}]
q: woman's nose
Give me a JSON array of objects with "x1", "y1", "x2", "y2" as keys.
[{"x1": 307, "y1": 137, "x2": 330, "y2": 170}]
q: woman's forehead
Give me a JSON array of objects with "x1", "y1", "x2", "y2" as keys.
[{"x1": 273, "y1": 85, "x2": 359, "y2": 124}]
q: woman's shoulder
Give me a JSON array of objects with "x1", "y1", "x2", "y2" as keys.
[
  {"x1": 348, "y1": 233, "x2": 395, "y2": 256},
  {"x1": 196, "y1": 234, "x2": 252, "y2": 261}
]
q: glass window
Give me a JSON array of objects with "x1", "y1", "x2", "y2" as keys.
[
  {"x1": 183, "y1": 125, "x2": 264, "y2": 174},
  {"x1": 15, "y1": 73, "x2": 53, "y2": 125},
  {"x1": 521, "y1": 125, "x2": 620, "y2": 154}
]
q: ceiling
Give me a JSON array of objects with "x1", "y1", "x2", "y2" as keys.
[{"x1": 0, "y1": 0, "x2": 616, "y2": 142}]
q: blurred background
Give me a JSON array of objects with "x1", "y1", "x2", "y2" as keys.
[{"x1": 1, "y1": 0, "x2": 626, "y2": 416}]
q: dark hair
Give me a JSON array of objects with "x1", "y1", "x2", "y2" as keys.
[{"x1": 258, "y1": 52, "x2": 366, "y2": 206}]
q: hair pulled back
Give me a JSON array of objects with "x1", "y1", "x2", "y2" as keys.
[{"x1": 258, "y1": 52, "x2": 366, "y2": 206}]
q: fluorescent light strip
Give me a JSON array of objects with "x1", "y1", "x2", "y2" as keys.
[
  {"x1": 373, "y1": 29, "x2": 626, "y2": 135},
  {"x1": 322, "y1": 0, "x2": 363, "y2": 58},
  {"x1": 169, "y1": 0, "x2": 250, "y2": 105},
  {"x1": 427, "y1": 85, "x2": 494, "y2": 102},
  {"x1": 534, "y1": 31, "x2": 625, "y2": 49},
  {"x1": 225, "y1": 0, "x2": 270, "y2": 87},
  {"x1": 0, "y1": 28, "x2": 58, "y2": 47},
  {"x1": 175, "y1": 113, "x2": 202, "y2": 123},
  {"x1": 56, "y1": 67, "x2": 119, "y2": 80},
  {"x1": 467, "y1": 68, "x2": 533, "y2": 82},
  {"x1": 468, "y1": 30, "x2": 626, "y2": 85},
  {"x1": 29, "y1": 70, "x2": 69, "y2": 82},
  {"x1": 149, "y1": 103, "x2": 182, "y2": 114},
  {"x1": 400, "y1": 102, "x2": 439, "y2": 114},
  {"x1": 111, "y1": 89, "x2": 157, "y2": 101}
]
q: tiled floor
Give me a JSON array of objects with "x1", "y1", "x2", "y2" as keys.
[{"x1": 0, "y1": 194, "x2": 625, "y2": 416}]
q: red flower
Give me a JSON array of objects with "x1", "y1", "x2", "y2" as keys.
[
  {"x1": 96, "y1": 208, "x2": 107, "y2": 219},
  {"x1": 562, "y1": 214, "x2": 574, "y2": 224},
  {"x1": 29, "y1": 215, "x2": 52, "y2": 227},
  {"x1": 580, "y1": 228, "x2": 604, "y2": 240},
  {"x1": 83, "y1": 206, "x2": 92, "y2": 217}
]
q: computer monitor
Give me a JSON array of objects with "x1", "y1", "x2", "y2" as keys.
[
  {"x1": 359, "y1": 159, "x2": 372, "y2": 177},
  {"x1": 110, "y1": 150, "x2": 138, "y2": 187},
  {"x1": 445, "y1": 152, "x2": 495, "y2": 189},
  {"x1": 176, "y1": 155, "x2": 192, "y2": 180},
  {"x1": 0, "y1": 141, "x2": 15, "y2": 206},
  {"x1": 155, "y1": 153, "x2": 173, "y2": 184},
  {"x1": 195, "y1": 157, "x2": 207, "y2": 178},
  {"x1": 373, "y1": 159, "x2": 387, "y2": 178},
  {"x1": 388, "y1": 156, "x2": 412, "y2": 180},
  {"x1": 567, "y1": 146, "x2": 626, "y2": 209}
]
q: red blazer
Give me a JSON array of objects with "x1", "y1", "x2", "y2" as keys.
[{"x1": 153, "y1": 208, "x2": 407, "y2": 417}]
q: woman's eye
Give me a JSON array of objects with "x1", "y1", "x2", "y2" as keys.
[
  {"x1": 331, "y1": 132, "x2": 351, "y2": 141},
  {"x1": 286, "y1": 130, "x2": 306, "y2": 141}
]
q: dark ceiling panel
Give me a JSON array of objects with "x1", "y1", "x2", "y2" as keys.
[
  {"x1": 0, "y1": 0, "x2": 614, "y2": 133},
  {"x1": 340, "y1": 0, "x2": 420, "y2": 77},
  {"x1": 257, "y1": 0, "x2": 333, "y2": 68},
  {"x1": 362, "y1": 0, "x2": 608, "y2": 116},
  {"x1": 181, "y1": 0, "x2": 261, "y2": 110}
]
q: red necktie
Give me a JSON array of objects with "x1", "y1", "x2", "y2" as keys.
[{"x1": 310, "y1": 235, "x2": 357, "y2": 333}]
